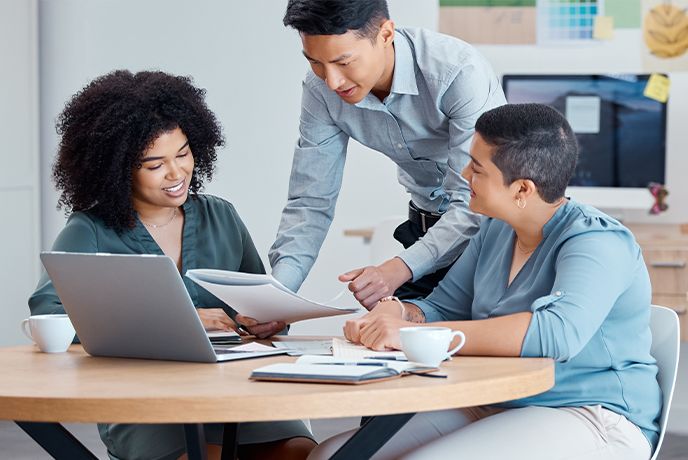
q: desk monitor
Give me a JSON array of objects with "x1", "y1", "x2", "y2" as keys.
[{"x1": 502, "y1": 74, "x2": 667, "y2": 209}]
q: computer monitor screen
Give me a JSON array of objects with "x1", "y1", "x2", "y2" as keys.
[{"x1": 501, "y1": 74, "x2": 666, "y2": 188}]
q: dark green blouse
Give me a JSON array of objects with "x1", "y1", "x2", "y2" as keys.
[{"x1": 29, "y1": 194, "x2": 265, "y2": 316}]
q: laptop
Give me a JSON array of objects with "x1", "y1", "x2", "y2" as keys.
[{"x1": 39, "y1": 252, "x2": 288, "y2": 363}]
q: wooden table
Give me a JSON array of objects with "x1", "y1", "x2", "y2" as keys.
[{"x1": 0, "y1": 339, "x2": 554, "y2": 460}]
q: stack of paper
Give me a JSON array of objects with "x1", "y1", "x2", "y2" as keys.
[{"x1": 207, "y1": 330, "x2": 242, "y2": 345}]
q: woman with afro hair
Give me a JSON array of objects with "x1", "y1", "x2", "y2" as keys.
[{"x1": 28, "y1": 70, "x2": 316, "y2": 460}]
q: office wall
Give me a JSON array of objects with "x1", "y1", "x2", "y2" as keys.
[
  {"x1": 0, "y1": 0, "x2": 40, "y2": 346},
  {"x1": 38, "y1": 0, "x2": 437, "y2": 337},
  {"x1": 38, "y1": 1, "x2": 688, "y2": 329}
]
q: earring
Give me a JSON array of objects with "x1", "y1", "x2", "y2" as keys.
[{"x1": 516, "y1": 198, "x2": 527, "y2": 209}]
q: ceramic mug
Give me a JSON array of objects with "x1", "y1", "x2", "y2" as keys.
[
  {"x1": 399, "y1": 326, "x2": 466, "y2": 367},
  {"x1": 21, "y1": 314, "x2": 75, "y2": 353}
]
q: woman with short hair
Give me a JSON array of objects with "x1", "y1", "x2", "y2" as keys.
[{"x1": 313, "y1": 103, "x2": 661, "y2": 460}]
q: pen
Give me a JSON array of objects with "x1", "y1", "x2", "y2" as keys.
[
  {"x1": 311, "y1": 362, "x2": 388, "y2": 367},
  {"x1": 219, "y1": 305, "x2": 251, "y2": 335},
  {"x1": 364, "y1": 356, "x2": 407, "y2": 361}
]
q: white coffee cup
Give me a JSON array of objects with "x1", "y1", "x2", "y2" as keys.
[
  {"x1": 20, "y1": 314, "x2": 75, "y2": 353},
  {"x1": 399, "y1": 326, "x2": 466, "y2": 367}
]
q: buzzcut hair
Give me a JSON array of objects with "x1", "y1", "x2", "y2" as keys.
[
  {"x1": 475, "y1": 103, "x2": 579, "y2": 203},
  {"x1": 283, "y1": 0, "x2": 389, "y2": 42}
]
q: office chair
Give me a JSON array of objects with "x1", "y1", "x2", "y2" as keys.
[{"x1": 649, "y1": 304, "x2": 681, "y2": 460}]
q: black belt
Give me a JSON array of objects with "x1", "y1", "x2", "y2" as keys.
[{"x1": 408, "y1": 201, "x2": 442, "y2": 233}]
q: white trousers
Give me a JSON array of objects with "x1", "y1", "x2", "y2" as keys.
[{"x1": 308, "y1": 405, "x2": 652, "y2": 460}]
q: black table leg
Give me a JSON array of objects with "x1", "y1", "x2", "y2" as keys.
[
  {"x1": 221, "y1": 423, "x2": 239, "y2": 460},
  {"x1": 16, "y1": 422, "x2": 98, "y2": 460},
  {"x1": 184, "y1": 424, "x2": 208, "y2": 460},
  {"x1": 329, "y1": 413, "x2": 415, "y2": 460}
]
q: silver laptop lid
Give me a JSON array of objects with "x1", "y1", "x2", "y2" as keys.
[{"x1": 40, "y1": 252, "x2": 217, "y2": 362}]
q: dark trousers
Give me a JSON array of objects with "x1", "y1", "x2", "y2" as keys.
[{"x1": 392, "y1": 220, "x2": 457, "y2": 300}]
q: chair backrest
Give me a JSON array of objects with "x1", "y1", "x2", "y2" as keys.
[
  {"x1": 649, "y1": 305, "x2": 681, "y2": 460},
  {"x1": 370, "y1": 217, "x2": 406, "y2": 266}
]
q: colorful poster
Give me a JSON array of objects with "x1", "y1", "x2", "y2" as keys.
[{"x1": 537, "y1": 0, "x2": 604, "y2": 43}]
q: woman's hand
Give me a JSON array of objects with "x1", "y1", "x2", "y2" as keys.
[
  {"x1": 358, "y1": 315, "x2": 414, "y2": 351},
  {"x1": 197, "y1": 308, "x2": 238, "y2": 331},
  {"x1": 344, "y1": 299, "x2": 404, "y2": 344},
  {"x1": 235, "y1": 314, "x2": 286, "y2": 339}
]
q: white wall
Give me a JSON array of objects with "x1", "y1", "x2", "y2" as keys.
[
  {"x1": 36, "y1": 1, "x2": 688, "y2": 318},
  {"x1": 0, "y1": 0, "x2": 40, "y2": 346},
  {"x1": 38, "y1": 0, "x2": 437, "y2": 336}
]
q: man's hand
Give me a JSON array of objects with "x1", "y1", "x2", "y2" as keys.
[
  {"x1": 339, "y1": 257, "x2": 412, "y2": 309},
  {"x1": 235, "y1": 314, "x2": 286, "y2": 339},
  {"x1": 197, "y1": 308, "x2": 239, "y2": 331},
  {"x1": 344, "y1": 300, "x2": 404, "y2": 344}
]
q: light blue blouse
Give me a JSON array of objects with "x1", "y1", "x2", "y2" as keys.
[{"x1": 410, "y1": 199, "x2": 661, "y2": 448}]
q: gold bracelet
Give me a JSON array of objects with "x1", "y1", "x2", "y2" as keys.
[{"x1": 379, "y1": 295, "x2": 406, "y2": 319}]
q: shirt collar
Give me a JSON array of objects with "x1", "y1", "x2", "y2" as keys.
[
  {"x1": 542, "y1": 199, "x2": 572, "y2": 238},
  {"x1": 388, "y1": 31, "x2": 419, "y2": 96},
  {"x1": 354, "y1": 31, "x2": 419, "y2": 109}
]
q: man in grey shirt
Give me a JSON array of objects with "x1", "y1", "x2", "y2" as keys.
[{"x1": 270, "y1": 0, "x2": 506, "y2": 309}]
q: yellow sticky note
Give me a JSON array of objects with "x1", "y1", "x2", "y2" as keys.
[
  {"x1": 644, "y1": 74, "x2": 671, "y2": 103},
  {"x1": 593, "y1": 16, "x2": 614, "y2": 40}
]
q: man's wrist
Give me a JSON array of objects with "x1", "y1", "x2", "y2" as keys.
[{"x1": 388, "y1": 257, "x2": 413, "y2": 285}]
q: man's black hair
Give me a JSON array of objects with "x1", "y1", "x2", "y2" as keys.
[
  {"x1": 475, "y1": 103, "x2": 579, "y2": 203},
  {"x1": 283, "y1": 0, "x2": 389, "y2": 41}
]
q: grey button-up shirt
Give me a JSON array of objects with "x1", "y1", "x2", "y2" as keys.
[{"x1": 269, "y1": 28, "x2": 506, "y2": 292}]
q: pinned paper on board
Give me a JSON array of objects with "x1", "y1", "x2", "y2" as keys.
[
  {"x1": 439, "y1": 1, "x2": 536, "y2": 44},
  {"x1": 606, "y1": 0, "x2": 642, "y2": 28},
  {"x1": 643, "y1": 73, "x2": 671, "y2": 102},
  {"x1": 641, "y1": 0, "x2": 688, "y2": 71},
  {"x1": 593, "y1": 16, "x2": 615, "y2": 40},
  {"x1": 565, "y1": 96, "x2": 601, "y2": 134}
]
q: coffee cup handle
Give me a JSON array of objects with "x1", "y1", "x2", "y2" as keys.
[
  {"x1": 20, "y1": 319, "x2": 33, "y2": 342},
  {"x1": 446, "y1": 330, "x2": 466, "y2": 357}
]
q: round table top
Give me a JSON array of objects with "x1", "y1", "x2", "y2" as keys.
[{"x1": 0, "y1": 340, "x2": 554, "y2": 423}]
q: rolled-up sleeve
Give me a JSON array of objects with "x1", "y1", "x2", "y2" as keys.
[
  {"x1": 268, "y1": 81, "x2": 350, "y2": 292},
  {"x1": 521, "y1": 232, "x2": 638, "y2": 362}
]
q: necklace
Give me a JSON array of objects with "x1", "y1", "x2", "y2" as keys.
[
  {"x1": 516, "y1": 237, "x2": 537, "y2": 254},
  {"x1": 140, "y1": 208, "x2": 177, "y2": 229}
]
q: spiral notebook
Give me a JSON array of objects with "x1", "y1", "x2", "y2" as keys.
[{"x1": 250, "y1": 355, "x2": 438, "y2": 385}]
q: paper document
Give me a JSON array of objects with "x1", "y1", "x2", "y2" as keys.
[
  {"x1": 186, "y1": 269, "x2": 360, "y2": 324},
  {"x1": 273, "y1": 340, "x2": 333, "y2": 356},
  {"x1": 332, "y1": 337, "x2": 406, "y2": 361},
  {"x1": 565, "y1": 96, "x2": 601, "y2": 134}
]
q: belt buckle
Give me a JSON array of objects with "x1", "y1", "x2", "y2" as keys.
[{"x1": 420, "y1": 213, "x2": 428, "y2": 233}]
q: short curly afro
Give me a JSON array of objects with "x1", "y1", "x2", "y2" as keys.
[{"x1": 53, "y1": 70, "x2": 224, "y2": 231}]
